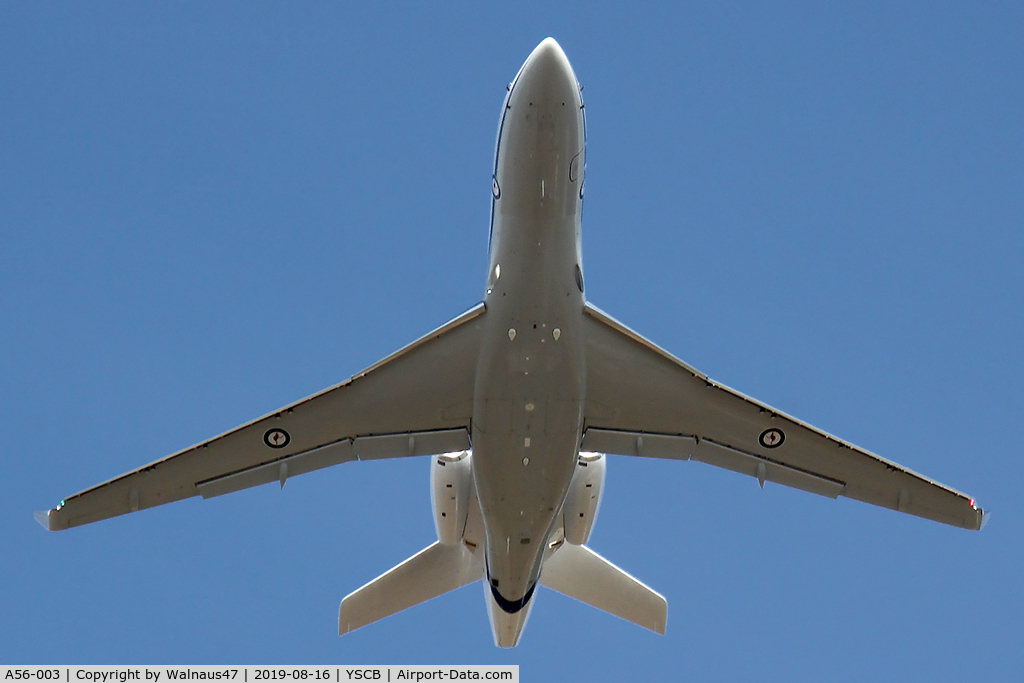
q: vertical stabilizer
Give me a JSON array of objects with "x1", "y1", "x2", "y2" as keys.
[
  {"x1": 339, "y1": 541, "x2": 483, "y2": 635},
  {"x1": 540, "y1": 543, "x2": 667, "y2": 634}
]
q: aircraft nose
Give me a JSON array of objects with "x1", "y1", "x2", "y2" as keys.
[
  {"x1": 514, "y1": 37, "x2": 579, "y2": 104},
  {"x1": 529, "y1": 37, "x2": 570, "y2": 72}
]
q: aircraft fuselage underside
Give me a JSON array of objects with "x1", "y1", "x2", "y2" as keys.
[{"x1": 472, "y1": 39, "x2": 587, "y2": 646}]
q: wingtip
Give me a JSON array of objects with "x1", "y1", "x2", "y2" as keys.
[
  {"x1": 34, "y1": 510, "x2": 53, "y2": 531},
  {"x1": 35, "y1": 507, "x2": 70, "y2": 531},
  {"x1": 979, "y1": 508, "x2": 990, "y2": 531},
  {"x1": 338, "y1": 597, "x2": 357, "y2": 636}
]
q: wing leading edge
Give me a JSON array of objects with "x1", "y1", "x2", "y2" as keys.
[
  {"x1": 37, "y1": 303, "x2": 487, "y2": 531},
  {"x1": 581, "y1": 303, "x2": 985, "y2": 531}
]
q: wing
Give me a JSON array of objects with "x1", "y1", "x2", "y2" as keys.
[
  {"x1": 37, "y1": 304, "x2": 486, "y2": 531},
  {"x1": 580, "y1": 303, "x2": 985, "y2": 530}
]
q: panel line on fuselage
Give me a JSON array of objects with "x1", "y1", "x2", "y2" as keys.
[{"x1": 488, "y1": 60, "x2": 529, "y2": 253}]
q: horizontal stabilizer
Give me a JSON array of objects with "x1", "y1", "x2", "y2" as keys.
[
  {"x1": 540, "y1": 543, "x2": 667, "y2": 634},
  {"x1": 339, "y1": 541, "x2": 483, "y2": 635}
]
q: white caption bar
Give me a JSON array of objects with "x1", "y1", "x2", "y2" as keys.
[{"x1": 0, "y1": 667, "x2": 518, "y2": 683}]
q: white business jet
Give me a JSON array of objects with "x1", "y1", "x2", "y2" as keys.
[{"x1": 36, "y1": 38, "x2": 984, "y2": 648}]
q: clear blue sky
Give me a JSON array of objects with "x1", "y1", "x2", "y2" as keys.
[{"x1": 3, "y1": 3, "x2": 1022, "y2": 679}]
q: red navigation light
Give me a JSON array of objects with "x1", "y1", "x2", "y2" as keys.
[{"x1": 969, "y1": 498, "x2": 976, "y2": 508}]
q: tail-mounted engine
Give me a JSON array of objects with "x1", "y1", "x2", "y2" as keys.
[
  {"x1": 562, "y1": 452, "x2": 606, "y2": 545},
  {"x1": 431, "y1": 450, "x2": 473, "y2": 545}
]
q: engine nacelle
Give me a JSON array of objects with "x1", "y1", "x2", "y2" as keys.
[
  {"x1": 430, "y1": 450, "x2": 473, "y2": 545},
  {"x1": 562, "y1": 452, "x2": 606, "y2": 545}
]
